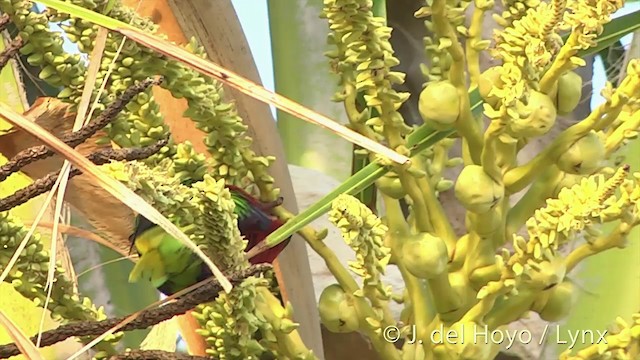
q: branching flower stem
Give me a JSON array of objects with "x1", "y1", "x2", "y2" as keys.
[
  {"x1": 506, "y1": 166, "x2": 563, "y2": 237},
  {"x1": 431, "y1": 0, "x2": 483, "y2": 163},
  {"x1": 379, "y1": 96, "x2": 461, "y2": 321},
  {"x1": 565, "y1": 220, "x2": 638, "y2": 272},
  {"x1": 605, "y1": 109, "x2": 640, "y2": 155},
  {"x1": 383, "y1": 196, "x2": 434, "y2": 353},
  {"x1": 466, "y1": 9, "x2": 484, "y2": 87},
  {"x1": 504, "y1": 73, "x2": 640, "y2": 193},
  {"x1": 271, "y1": 207, "x2": 401, "y2": 360},
  {"x1": 539, "y1": 33, "x2": 580, "y2": 93},
  {"x1": 466, "y1": 0, "x2": 492, "y2": 87}
]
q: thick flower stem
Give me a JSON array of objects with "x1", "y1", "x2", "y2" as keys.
[
  {"x1": 467, "y1": 222, "x2": 500, "y2": 280},
  {"x1": 255, "y1": 286, "x2": 316, "y2": 359},
  {"x1": 427, "y1": 272, "x2": 462, "y2": 316},
  {"x1": 431, "y1": 0, "x2": 484, "y2": 163},
  {"x1": 466, "y1": 2, "x2": 490, "y2": 87},
  {"x1": 565, "y1": 221, "x2": 636, "y2": 272},
  {"x1": 416, "y1": 176, "x2": 457, "y2": 254},
  {"x1": 506, "y1": 166, "x2": 563, "y2": 237},
  {"x1": 383, "y1": 196, "x2": 434, "y2": 355},
  {"x1": 485, "y1": 289, "x2": 537, "y2": 328},
  {"x1": 286, "y1": 213, "x2": 401, "y2": 359},
  {"x1": 462, "y1": 282, "x2": 504, "y2": 323},
  {"x1": 539, "y1": 32, "x2": 580, "y2": 93},
  {"x1": 482, "y1": 121, "x2": 505, "y2": 183}
]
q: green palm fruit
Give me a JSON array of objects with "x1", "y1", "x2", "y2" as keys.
[
  {"x1": 478, "y1": 66, "x2": 504, "y2": 107},
  {"x1": 454, "y1": 165, "x2": 504, "y2": 213},
  {"x1": 418, "y1": 81, "x2": 460, "y2": 130},
  {"x1": 318, "y1": 284, "x2": 360, "y2": 333},
  {"x1": 556, "y1": 131, "x2": 605, "y2": 174},
  {"x1": 555, "y1": 71, "x2": 583, "y2": 115},
  {"x1": 509, "y1": 91, "x2": 556, "y2": 138},
  {"x1": 401, "y1": 232, "x2": 448, "y2": 279},
  {"x1": 375, "y1": 172, "x2": 406, "y2": 199},
  {"x1": 536, "y1": 281, "x2": 576, "y2": 321}
]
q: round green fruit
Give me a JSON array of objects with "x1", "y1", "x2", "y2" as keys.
[
  {"x1": 556, "y1": 71, "x2": 582, "y2": 115},
  {"x1": 556, "y1": 131, "x2": 605, "y2": 174},
  {"x1": 454, "y1": 165, "x2": 504, "y2": 213},
  {"x1": 402, "y1": 232, "x2": 448, "y2": 279},
  {"x1": 419, "y1": 81, "x2": 460, "y2": 130},
  {"x1": 375, "y1": 172, "x2": 406, "y2": 199},
  {"x1": 318, "y1": 284, "x2": 359, "y2": 333},
  {"x1": 538, "y1": 281, "x2": 575, "y2": 321}
]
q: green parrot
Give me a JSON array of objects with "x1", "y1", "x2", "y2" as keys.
[{"x1": 128, "y1": 185, "x2": 290, "y2": 295}]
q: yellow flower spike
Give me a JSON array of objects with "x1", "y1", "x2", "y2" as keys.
[
  {"x1": 323, "y1": 0, "x2": 411, "y2": 138},
  {"x1": 559, "y1": 312, "x2": 640, "y2": 359},
  {"x1": 539, "y1": 0, "x2": 625, "y2": 93},
  {"x1": 328, "y1": 194, "x2": 391, "y2": 296},
  {"x1": 597, "y1": 164, "x2": 631, "y2": 203}
]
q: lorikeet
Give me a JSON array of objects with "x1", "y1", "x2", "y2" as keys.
[{"x1": 128, "y1": 185, "x2": 290, "y2": 295}]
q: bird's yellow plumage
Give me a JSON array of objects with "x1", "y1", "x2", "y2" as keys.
[{"x1": 128, "y1": 226, "x2": 194, "y2": 289}]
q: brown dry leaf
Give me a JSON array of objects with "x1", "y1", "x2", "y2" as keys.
[
  {"x1": 25, "y1": 221, "x2": 130, "y2": 258},
  {"x1": 0, "y1": 310, "x2": 45, "y2": 360},
  {"x1": 117, "y1": 27, "x2": 408, "y2": 165},
  {"x1": 140, "y1": 318, "x2": 179, "y2": 352},
  {"x1": 0, "y1": 98, "x2": 135, "y2": 254}
]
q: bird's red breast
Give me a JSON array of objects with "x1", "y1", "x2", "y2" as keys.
[{"x1": 245, "y1": 218, "x2": 291, "y2": 264}]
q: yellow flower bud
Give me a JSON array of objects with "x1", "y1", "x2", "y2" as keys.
[
  {"x1": 419, "y1": 81, "x2": 460, "y2": 130},
  {"x1": 401, "y1": 232, "x2": 448, "y2": 279},
  {"x1": 318, "y1": 284, "x2": 360, "y2": 333},
  {"x1": 375, "y1": 172, "x2": 406, "y2": 199},
  {"x1": 556, "y1": 131, "x2": 605, "y2": 174},
  {"x1": 454, "y1": 165, "x2": 504, "y2": 213}
]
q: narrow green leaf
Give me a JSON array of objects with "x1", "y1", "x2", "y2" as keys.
[
  {"x1": 266, "y1": 159, "x2": 386, "y2": 246},
  {"x1": 103, "y1": 0, "x2": 117, "y2": 15},
  {"x1": 36, "y1": 0, "x2": 136, "y2": 31},
  {"x1": 350, "y1": 94, "x2": 380, "y2": 211}
]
